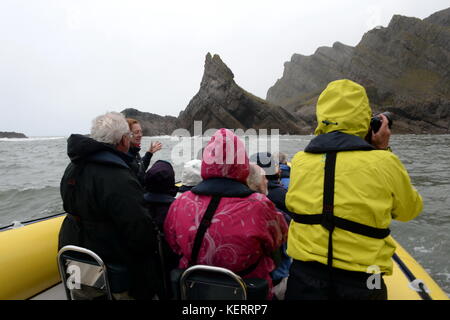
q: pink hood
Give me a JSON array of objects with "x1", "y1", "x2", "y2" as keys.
[{"x1": 201, "y1": 128, "x2": 249, "y2": 183}]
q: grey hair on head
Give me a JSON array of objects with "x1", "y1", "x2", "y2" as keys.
[
  {"x1": 90, "y1": 112, "x2": 129, "y2": 145},
  {"x1": 247, "y1": 163, "x2": 265, "y2": 192}
]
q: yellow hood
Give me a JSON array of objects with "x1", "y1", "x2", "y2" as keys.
[{"x1": 315, "y1": 79, "x2": 372, "y2": 139}]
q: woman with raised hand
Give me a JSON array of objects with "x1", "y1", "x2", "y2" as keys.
[{"x1": 126, "y1": 118, "x2": 163, "y2": 185}]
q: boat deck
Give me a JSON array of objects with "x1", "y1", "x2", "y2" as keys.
[{"x1": 31, "y1": 283, "x2": 66, "y2": 300}]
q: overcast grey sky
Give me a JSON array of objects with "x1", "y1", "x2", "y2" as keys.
[{"x1": 0, "y1": 0, "x2": 449, "y2": 136}]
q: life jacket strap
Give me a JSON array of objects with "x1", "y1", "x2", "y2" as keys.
[
  {"x1": 190, "y1": 196, "x2": 222, "y2": 266},
  {"x1": 291, "y1": 214, "x2": 391, "y2": 239},
  {"x1": 189, "y1": 195, "x2": 263, "y2": 277},
  {"x1": 291, "y1": 150, "x2": 390, "y2": 239}
]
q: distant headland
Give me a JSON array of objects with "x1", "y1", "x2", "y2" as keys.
[{"x1": 0, "y1": 132, "x2": 28, "y2": 139}]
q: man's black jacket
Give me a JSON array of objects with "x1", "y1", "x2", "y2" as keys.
[{"x1": 58, "y1": 134, "x2": 161, "y2": 299}]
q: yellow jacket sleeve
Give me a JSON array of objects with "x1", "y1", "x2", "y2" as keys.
[{"x1": 384, "y1": 153, "x2": 423, "y2": 222}]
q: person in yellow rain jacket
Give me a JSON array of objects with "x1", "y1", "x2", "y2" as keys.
[{"x1": 285, "y1": 79, "x2": 423, "y2": 300}]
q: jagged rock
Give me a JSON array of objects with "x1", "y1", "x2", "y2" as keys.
[
  {"x1": 178, "y1": 53, "x2": 309, "y2": 135},
  {"x1": 121, "y1": 108, "x2": 179, "y2": 136},
  {"x1": 267, "y1": 8, "x2": 450, "y2": 134},
  {"x1": 426, "y1": 7, "x2": 450, "y2": 27},
  {"x1": 0, "y1": 131, "x2": 27, "y2": 138}
]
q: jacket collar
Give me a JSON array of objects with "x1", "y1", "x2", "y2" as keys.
[
  {"x1": 128, "y1": 145, "x2": 141, "y2": 156},
  {"x1": 178, "y1": 185, "x2": 194, "y2": 193},
  {"x1": 192, "y1": 178, "x2": 254, "y2": 198},
  {"x1": 67, "y1": 134, "x2": 133, "y2": 168},
  {"x1": 305, "y1": 131, "x2": 375, "y2": 154},
  {"x1": 86, "y1": 150, "x2": 132, "y2": 169},
  {"x1": 144, "y1": 192, "x2": 175, "y2": 204},
  {"x1": 268, "y1": 179, "x2": 284, "y2": 190}
]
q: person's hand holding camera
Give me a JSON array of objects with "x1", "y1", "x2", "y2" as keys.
[{"x1": 371, "y1": 114, "x2": 391, "y2": 150}]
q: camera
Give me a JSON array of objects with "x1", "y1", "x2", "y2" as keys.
[{"x1": 370, "y1": 112, "x2": 393, "y2": 133}]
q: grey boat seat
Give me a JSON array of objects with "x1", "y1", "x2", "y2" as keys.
[
  {"x1": 172, "y1": 265, "x2": 269, "y2": 300},
  {"x1": 57, "y1": 245, "x2": 127, "y2": 300}
]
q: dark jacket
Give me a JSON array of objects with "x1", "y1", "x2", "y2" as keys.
[
  {"x1": 177, "y1": 185, "x2": 194, "y2": 195},
  {"x1": 58, "y1": 134, "x2": 161, "y2": 299},
  {"x1": 143, "y1": 160, "x2": 178, "y2": 230},
  {"x1": 267, "y1": 179, "x2": 293, "y2": 222},
  {"x1": 128, "y1": 145, "x2": 153, "y2": 186},
  {"x1": 143, "y1": 160, "x2": 179, "y2": 299}
]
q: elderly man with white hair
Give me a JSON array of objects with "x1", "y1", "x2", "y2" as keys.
[{"x1": 58, "y1": 111, "x2": 161, "y2": 300}]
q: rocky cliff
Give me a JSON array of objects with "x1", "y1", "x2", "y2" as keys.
[
  {"x1": 0, "y1": 131, "x2": 27, "y2": 138},
  {"x1": 267, "y1": 8, "x2": 450, "y2": 134},
  {"x1": 178, "y1": 53, "x2": 308, "y2": 135},
  {"x1": 121, "y1": 53, "x2": 307, "y2": 135},
  {"x1": 121, "y1": 108, "x2": 179, "y2": 136}
]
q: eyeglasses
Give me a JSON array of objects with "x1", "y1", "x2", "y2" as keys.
[{"x1": 124, "y1": 132, "x2": 133, "y2": 139}]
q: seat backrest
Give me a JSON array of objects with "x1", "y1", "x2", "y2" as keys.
[
  {"x1": 179, "y1": 265, "x2": 248, "y2": 300},
  {"x1": 57, "y1": 245, "x2": 112, "y2": 300}
]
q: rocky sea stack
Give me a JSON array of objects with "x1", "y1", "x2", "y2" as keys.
[
  {"x1": 122, "y1": 53, "x2": 309, "y2": 135},
  {"x1": 0, "y1": 131, "x2": 27, "y2": 138},
  {"x1": 267, "y1": 8, "x2": 450, "y2": 134},
  {"x1": 177, "y1": 53, "x2": 307, "y2": 135}
]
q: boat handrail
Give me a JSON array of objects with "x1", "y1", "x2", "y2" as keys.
[{"x1": 0, "y1": 212, "x2": 67, "y2": 232}]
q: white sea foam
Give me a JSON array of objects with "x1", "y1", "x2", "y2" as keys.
[
  {"x1": 436, "y1": 273, "x2": 450, "y2": 282},
  {"x1": 413, "y1": 246, "x2": 433, "y2": 254},
  {"x1": 0, "y1": 137, "x2": 65, "y2": 142}
]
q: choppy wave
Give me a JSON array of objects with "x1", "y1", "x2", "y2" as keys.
[{"x1": 0, "y1": 186, "x2": 63, "y2": 228}]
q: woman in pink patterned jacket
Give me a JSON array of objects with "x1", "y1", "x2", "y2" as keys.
[{"x1": 164, "y1": 128, "x2": 288, "y2": 297}]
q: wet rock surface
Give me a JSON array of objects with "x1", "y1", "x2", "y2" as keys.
[{"x1": 267, "y1": 8, "x2": 450, "y2": 134}]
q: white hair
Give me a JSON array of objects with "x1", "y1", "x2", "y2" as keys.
[
  {"x1": 90, "y1": 112, "x2": 129, "y2": 145},
  {"x1": 247, "y1": 163, "x2": 265, "y2": 192}
]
